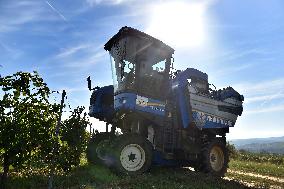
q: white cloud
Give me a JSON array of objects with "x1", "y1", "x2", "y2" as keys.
[
  {"x1": 245, "y1": 93, "x2": 284, "y2": 104},
  {"x1": 0, "y1": 1, "x2": 63, "y2": 33},
  {"x1": 56, "y1": 44, "x2": 90, "y2": 59},
  {"x1": 245, "y1": 104, "x2": 284, "y2": 114},
  {"x1": 62, "y1": 50, "x2": 107, "y2": 68},
  {"x1": 86, "y1": 0, "x2": 134, "y2": 6},
  {"x1": 55, "y1": 41, "x2": 106, "y2": 59},
  {"x1": 223, "y1": 48, "x2": 273, "y2": 61},
  {"x1": 233, "y1": 78, "x2": 284, "y2": 115},
  {"x1": 212, "y1": 64, "x2": 253, "y2": 78},
  {"x1": 0, "y1": 41, "x2": 23, "y2": 59},
  {"x1": 52, "y1": 41, "x2": 107, "y2": 68},
  {"x1": 234, "y1": 78, "x2": 284, "y2": 97}
]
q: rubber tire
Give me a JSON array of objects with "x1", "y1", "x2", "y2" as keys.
[
  {"x1": 86, "y1": 132, "x2": 114, "y2": 165},
  {"x1": 195, "y1": 138, "x2": 229, "y2": 177},
  {"x1": 111, "y1": 134, "x2": 153, "y2": 175}
]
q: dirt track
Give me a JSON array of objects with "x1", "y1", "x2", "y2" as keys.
[
  {"x1": 224, "y1": 169, "x2": 284, "y2": 189},
  {"x1": 228, "y1": 170, "x2": 284, "y2": 183},
  {"x1": 185, "y1": 167, "x2": 284, "y2": 188}
]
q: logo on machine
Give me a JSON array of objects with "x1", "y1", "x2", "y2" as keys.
[
  {"x1": 136, "y1": 95, "x2": 148, "y2": 107},
  {"x1": 193, "y1": 110, "x2": 233, "y2": 127},
  {"x1": 136, "y1": 95, "x2": 165, "y2": 112},
  {"x1": 148, "y1": 105, "x2": 165, "y2": 112}
]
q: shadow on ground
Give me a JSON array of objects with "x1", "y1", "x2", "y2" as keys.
[
  {"x1": 5, "y1": 164, "x2": 254, "y2": 189},
  {"x1": 101, "y1": 166, "x2": 253, "y2": 189}
]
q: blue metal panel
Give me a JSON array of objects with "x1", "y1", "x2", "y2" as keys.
[
  {"x1": 89, "y1": 85, "x2": 114, "y2": 122},
  {"x1": 114, "y1": 92, "x2": 166, "y2": 116},
  {"x1": 176, "y1": 86, "x2": 190, "y2": 128},
  {"x1": 203, "y1": 121, "x2": 234, "y2": 129},
  {"x1": 114, "y1": 93, "x2": 136, "y2": 111},
  {"x1": 152, "y1": 150, "x2": 178, "y2": 166},
  {"x1": 173, "y1": 68, "x2": 208, "y2": 89}
]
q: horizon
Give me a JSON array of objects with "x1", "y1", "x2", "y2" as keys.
[
  {"x1": 229, "y1": 135, "x2": 284, "y2": 141},
  {"x1": 1, "y1": 0, "x2": 284, "y2": 140}
]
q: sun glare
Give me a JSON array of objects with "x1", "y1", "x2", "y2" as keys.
[{"x1": 146, "y1": 1, "x2": 208, "y2": 49}]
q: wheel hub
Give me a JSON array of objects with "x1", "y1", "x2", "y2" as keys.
[
  {"x1": 120, "y1": 144, "x2": 146, "y2": 172},
  {"x1": 210, "y1": 145, "x2": 224, "y2": 172},
  {"x1": 128, "y1": 152, "x2": 136, "y2": 162}
]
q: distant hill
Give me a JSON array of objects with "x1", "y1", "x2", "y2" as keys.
[{"x1": 229, "y1": 136, "x2": 284, "y2": 154}]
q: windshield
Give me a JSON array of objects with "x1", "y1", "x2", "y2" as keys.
[
  {"x1": 110, "y1": 55, "x2": 135, "y2": 93},
  {"x1": 109, "y1": 35, "x2": 172, "y2": 97}
]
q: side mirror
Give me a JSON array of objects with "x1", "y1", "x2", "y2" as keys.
[{"x1": 87, "y1": 76, "x2": 92, "y2": 91}]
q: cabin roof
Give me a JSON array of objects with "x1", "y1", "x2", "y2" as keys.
[{"x1": 104, "y1": 26, "x2": 175, "y2": 55}]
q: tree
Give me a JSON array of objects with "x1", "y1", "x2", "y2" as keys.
[
  {"x1": 226, "y1": 142, "x2": 238, "y2": 159},
  {"x1": 57, "y1": 106, "x2": 91, "y2": 172},
  {"x1": 0, "y1": 71, "x2": 60, "y2": 187},
  {"x1": 0, "y1": 71, "x2": 93, "y2": 188}
]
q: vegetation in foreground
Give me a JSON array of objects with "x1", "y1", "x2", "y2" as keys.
[
  {"x1": 4, "y1": 159, "x2": 250, "y2": 189},
  {"x1": 3, "y1": 151, "x2": 284, "y2": 189},
  {"x1": 0, "y1": 71, "x2": 91, "y2": 188},
  {"x1": 229, "y1": 159, "x2": 284, "y2": 178}
]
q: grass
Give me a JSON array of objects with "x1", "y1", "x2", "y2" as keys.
[
  {"x1": 3, "y1": 152, "x2": 284, "y2": 189},
  {"x1": 4, "y1": 164, "x2": 251, "y2": 189},
  {"x1": 229, "y1": 159, "x2": 284, "y2": 178},
  {"x1": 103, "y1": 167, "x2": 249, "y2": 189},
  {"x1": 4, "y1": 156, "x2": 117, "y2": 189},
  {"x1": 6, "y1": 164, "x2": 118, "y2": 189}
]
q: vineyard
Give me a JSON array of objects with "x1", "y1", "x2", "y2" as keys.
[
  {"x1": 226, "y1": 144, "x2": 284, "y2": 188},
  {"x1": 0, "y1": 72, "x2": 91, "y2": 188},
  {"x1": 1, "y1": 72, "x2": 284, "y2": 189}
]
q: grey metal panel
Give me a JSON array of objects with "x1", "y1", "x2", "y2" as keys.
[{"x1": 189, "y1": 93, "x2": 240, "y2": 122}]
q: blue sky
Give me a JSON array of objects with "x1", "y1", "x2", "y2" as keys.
[{"x1": 0, "y1": 0, "x2": 283, "y2": 139}]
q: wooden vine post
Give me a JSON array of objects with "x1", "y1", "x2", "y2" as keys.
[{"x1": 48, "y1": 90, "x2": 66, "y2": 189}]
